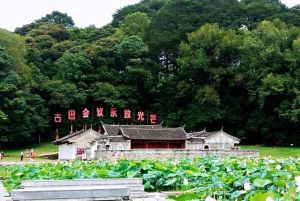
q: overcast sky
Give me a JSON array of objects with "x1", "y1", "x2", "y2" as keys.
[{"x1": 0, "y1": 0, "x2": 298, "y2": 32}]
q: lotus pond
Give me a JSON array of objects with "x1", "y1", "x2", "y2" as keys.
[{"x1": 0, "y1": 156, "x2": 300, "y2": 201}]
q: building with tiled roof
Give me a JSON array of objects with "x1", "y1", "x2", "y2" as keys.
[
  {"x1": 54, "y1": 123, "x2": 241, "y2": 160},
  {"x1": 54, "y1": 128, "x2": 102, "y2": 160},
  {"x1": 187, "y1": 129, "x2": 240, "y2": 150},
  {"x1": 99, "y1": 123, "x2": 187, "y2": 149},
  {"x1": 99, "y1": 123, "x2": 240, "y2": 150},
  {"x1": 101, "y1": 123, "x2": 163, "y2": 136}
]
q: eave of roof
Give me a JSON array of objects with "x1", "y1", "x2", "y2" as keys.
[{"x1": 53, "y1": 129, "x2": 85, "y2": 145}]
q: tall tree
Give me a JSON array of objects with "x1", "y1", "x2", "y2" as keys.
[
  {"x1": 0, "y1": 29, "x2": 49, "y2": 145},
  {"x1": 36, "y1": 11, "x2": 75, "y2": 28},
  {"x1": 119, "y1": 12, "x2": 150, "y2": 38}
]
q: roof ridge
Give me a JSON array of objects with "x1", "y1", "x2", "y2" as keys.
[
  {"x1": 104, "y1": 124, "x2": 161, "y2": 126},
  {"x1": 122, "y1": 127, "x2": 182, "y2": 130},
  {"x1": 53, "y1": 129, "x2": 85, "y2": 144}
]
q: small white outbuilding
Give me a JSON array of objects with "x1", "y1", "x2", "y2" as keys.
[
  {"x1": 54, "y1": 128, "x2": 101, "y2": 160},
  {"x1": 186, "y1": 129, "x2": 241, "y2": 150}
]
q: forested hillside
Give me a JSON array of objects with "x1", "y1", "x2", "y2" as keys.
[{"x1": 1, "y1": 0, "x2": 300, "y2": 146}]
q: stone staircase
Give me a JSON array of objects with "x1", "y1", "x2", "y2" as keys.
[{"x1": 1, "y1": 178, "x2": 171, "y2": 201}]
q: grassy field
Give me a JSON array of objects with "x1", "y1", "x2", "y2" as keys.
[
  {"x1": 0, "y1": 142, "x2": 57, "y2": 162},
  {"x1": 240, "y1": 145, "x2": 300, "y2": 157}
]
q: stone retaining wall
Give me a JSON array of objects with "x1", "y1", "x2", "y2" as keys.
[{"x1": 95, "y1": 149, "x2": 259, "y2": 161}]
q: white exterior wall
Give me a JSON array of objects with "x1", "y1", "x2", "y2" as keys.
[
  {"x1": 58, "y1": 141, "x2": 96, "y2": 160},
  {"x1": 186, "y1": 141, "x2": 204, "y2": 150},
  {"x1": 205, "y1": 133, "x2": 238, "y2": 144},
  {"x1": 110, "y1": 141, "x2": 131, "y2": 150},
  {"x1": 90, "y1": 141, "x2": 98, "y2": 159},
  {"x1": 186, "y1": 132, "x2": 240, "y2": 150},
  {"x1": 58, "y1": 144, "x2": 76, "y2": 160},
  {"x1": 74, "y1": 141, "x2": 91, "y2": 160},
  {"x1": 204, "y1": 132, "x2": 239, "y2": 149}
]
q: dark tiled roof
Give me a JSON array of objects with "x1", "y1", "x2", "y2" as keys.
[
  {"x1": 198, "y1": 131, "x2": 219, "y2": 137},
  {"x1": 188, "y1": 130, "x2": 220, "y2": 138},
  {"x1": 188, "y1": 137, "x2": 205, "y2": 142},
  {"x1": 205, "y1": 130, "x2": 241, "y2": 141},
  {"x1": 102, "y1": 123, "x2": 163, "y2": 136},
  {"x1": 109, "y1": 136, "x2": 127, "y2": 142},
  {"x1": 120, "y1": 127, "x2": 187, "y2": 140},
  {"x1": 53, "y1": 129, "x2": 85, "y2": 145},
  {"x1": 188, "y1": 130, "x2": 240, "y2": 141},
  {"x1": 102, "y1": 124, "x2": 120, "y2": 136},
  {"x1": 187, "y1": 130, "x2": 206, "y2": 138},
  {"x1": 53, "y1": 129, "x2": 102, "y2": 145}
]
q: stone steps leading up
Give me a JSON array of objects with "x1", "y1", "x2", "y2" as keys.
[
  {"x1": 21, "y1": 178, "x2": 143, "y2": 188},
  {"x1": 24, "y1": 184, "x2": 144, "y2": 192},
  {"x1": 21, "y1": 178, "x2": 145, "y2": 199}
]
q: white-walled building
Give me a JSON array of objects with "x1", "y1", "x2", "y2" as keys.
[
  {"x1": 54, "y1": 124, "x2": 241, "y2": 160},
  {"x1": 54, "y1": 128, "x2": 101, "y2": 160},
  {"x1": 186, "y1": 129, "x2": 241, "y2": 150}
]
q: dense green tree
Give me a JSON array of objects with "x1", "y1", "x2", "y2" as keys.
[
  {"x1": 119, "y1": 12, "x2": 150, "y2": 38},
  {"x1": 114, "y1": 35, "x2": 148, "y2": 59},
  {"x1": 0, "y1": 29, "x2": 50, "y2": 145},
  {"x1": 0, "y1": 46, "x2": 15, "y2": 66},
  {"x1": 240, "y1": 0, "x2": 300, "y2": 29},
  {"x1": 27, "y1": 23, "x2": 70, "y2": 42},
  {"x1": 15, "y1": 11, "x2": 74, "y2": 36},
  {"x1": 69, "y1": 25, "x2": 115, "y2": 43},
  {"x1": 36, "y1": 11, "x2": 74, "y2": 28},
  {"x1": 2, "y1": 0, "x2": 300, "y2": 146},
  {"x1": 112, "y1": 0, "x2": 166, "y2": 27},
  {"x1": 176, "y1": 24, "x2": 239, "y2": 129},
  {"x1": 15, "y1": 22, "x2": 38, "y2": 36},
  {"x1": 0, "y1": 29, "x2": 31, "y2": 84},
  {"x1": 55, "y1": 51, "x2": 93, "y2": 87},
  {"x1": 41, "y1": 80, "x2": 86, "y2": 108},
  {"x1": 90, "y1": 82, "x2": 123, "y2": 107},
  {"x1": 145, "y1": 0, "x2": 241, "y2": 68}
]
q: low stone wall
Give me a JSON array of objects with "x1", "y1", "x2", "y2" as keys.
[{"x1": 95, "y1": 149, "x2": 259, "y2": 161}]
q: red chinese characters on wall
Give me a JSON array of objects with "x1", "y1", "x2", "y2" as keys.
[
  {"x1": 124, "y1": 109, "x2": 131, "y2": 119},
  {"x1": 96, "y1": 108, "x2": 104, "y2": 118},
  {"x1": 110, "y1": 107, "x2": 117, "y2": 118},
  {"x1": 54, "y1": 113, "x2": 62, "y2": 123},
  {"x1": 137, "y1": 111, "x2": 145, "y2": 121},
  {"x1": 82, "y1": 108, "x2": 90, "y2": 119},
  {"x1": 54, "y1": 108, "x2": 158, "y2": 123},
  {"x1": 68, "y1": 110, "x2": 76, "y2": 121},
  {"x1": 150, "y1": 114, "x2": 157, "y2": 124}
]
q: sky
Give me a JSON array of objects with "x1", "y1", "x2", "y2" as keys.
[{"x1": 0, "y1": 0, "x2": 298, "y2": 32}]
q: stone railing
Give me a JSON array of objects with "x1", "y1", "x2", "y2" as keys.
[{"x1": 95, "y1": 149, "x2": 259, "y2": 161}]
